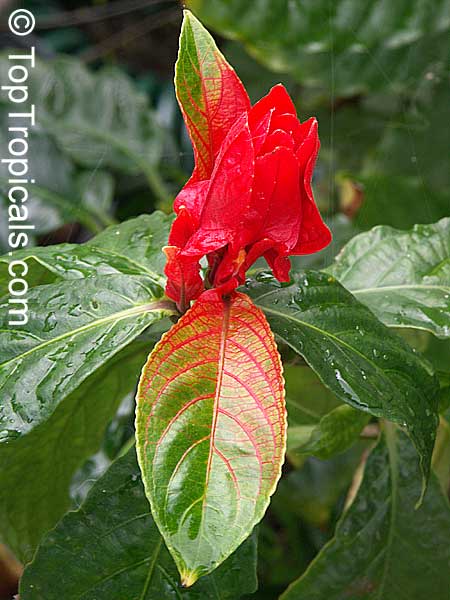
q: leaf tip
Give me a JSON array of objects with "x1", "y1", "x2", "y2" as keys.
[
  {"x1": 182, "y1": 8, "x2": 197, "y2": 28},
  {"x1": 180, "y1": 570, "x2": 199, "y2": 588}
]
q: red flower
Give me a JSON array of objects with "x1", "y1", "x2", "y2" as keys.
[{"x1": 165, "y1": 74, "x2": 331, "y2": 311}]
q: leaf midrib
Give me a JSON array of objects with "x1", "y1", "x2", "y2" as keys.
[
  {"x1": 190, "y1": 299, "x2": 232, "y2": 575},
  {"x1": 0, "y1": 301, "x2": 173, "y2": 370},
  {"x1": 86, "y1": 245, "x2": 165, "y2": 284},
  {"x1": 204, "y1": 299, "x2": 231, "y2": 491},
  {"x1": 0, "y1": 245, "x2": 165, "y2": 286},
  {"x1": 259, "y1": 303, "x2": 388, "y2": 384},
  {"x1": 353, "y1": 283, "x2": 450, "y2": 295}
]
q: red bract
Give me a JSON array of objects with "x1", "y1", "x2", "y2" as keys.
[{"x1": 165, "y1": 54, "x2": 331, "y2": 311}]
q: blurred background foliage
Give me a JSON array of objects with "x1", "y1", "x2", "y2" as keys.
[{"x1": 0, "y1": 1, "x2": 449, "y2": 598}]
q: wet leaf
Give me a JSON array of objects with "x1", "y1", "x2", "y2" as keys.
[
  {"x1": 0, "y1": 214, "x2": 175, "y2": 560},
  {"x1": 136, "y1": 290, "x2": 286, "y2": 585},
  {"x1": 284, "y1": 365, "x2": 368, "y2": 461},
  {"x1": 247, "y1": 270, "x2": 439, "y2": 492},
  {"x1": 20, "y1": 448, "x2": 257, "y2": 600},
  {"x1": 281, "y1": 426, "x2": 450, "y2": 600},
  {"x1": 329, "y1": 218, "x2": 450, "y2": 338},
  {"x1": 0, "y1": 342, "x2": 148, "y2": 562}
]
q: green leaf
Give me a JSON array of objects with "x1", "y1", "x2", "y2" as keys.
[
  {"x1": 285, "y1": 365, "x2": 340, "y2": 427},
  {"x1": 136, "y1": 291, "x2": 285, "y2": 585},
  {"x1": 284, "y1": 365, "x2": 368, "y2": 461},
  {"x1": 187, "y1": 0, "x2": 450, "y2": 96},
  {"x1": 274, "y1": 443, "x2": 368, "y2": 529},
  {"x1": 0, "y1": 214, "x2": 175, "y2": 560},
  {"x1": 20, "y1": 448, "x2": 258, "y2": 600},
  {"x1": 0, "y1": 276, "x2": 167, "y2": 439},
  {"x1": 288, "y1": 405, "x2": 370, "y2": 461},
  {"x1": 281, "y1": 426, "x2": 450, "y2": 600},
  {"x1": 329, "y1": 219, "x2": 450, "y2": 338},
  {"x1": 0, "y1": 212, "x2": 173, "y2": 290},
  {"x1": 86, "y1": 212, "x2": 174, "y2": 284},
  {"x1": 246, "y1": 270, "x2": 439, "y2": 492},
  {"x1": 0, "y1": 341, "x2": 148, "y2": 563}
]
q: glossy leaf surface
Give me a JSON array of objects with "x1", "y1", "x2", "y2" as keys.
[
  {"x1": 188, "y1": 0, "x2": 450, "y2": 97},
  {"x1": 175, "y1": 10, "x2": 250, "y2": 181},
  {"x1": 136, "y1": 290, "x2": 286, "y2": 585},
  {"x1": 0, "y1": 277, "x2": 168, "y2": 441},
  {"x1": 329, "y1": 219, "x2": 450, "y2": 338},
  {"x1": 0, "y1": 342, "x2": 148, "y2": 562},
  {"x1": 282, "y1": 426, "x2": 450, "y2": 599},
  {"x1": 285, "y1": 365, "x2": 368, "y2": 461},
  {"x1": 21, "y1": 449, "x2": 257, "y2": 600},
  {"x1": 247, "y1": 270, "x2": 439, "y2": 490},
  {"x1": 0, "y1": 214, "x2": 174, "y2": 560}
]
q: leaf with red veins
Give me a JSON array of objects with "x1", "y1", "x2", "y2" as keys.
[
  {"x1": 136, "y1": 290, "x2": 286, "y2": 586},
  {"x1": 182, "y1": 115, "x2": 255, "y2": 256},
  {"x1": 175, "y1": 10, "x2": 250, "y2": 183}
]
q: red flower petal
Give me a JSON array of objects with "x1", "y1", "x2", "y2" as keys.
[
  {"x1": 260, "y1": 129, "x2": 295, "y2": 155},
  {"x1": 249, "y1": 84, "x2": 297, "y2": 126},
  {"x1": 295, "y1": 116, "x2": 318, "y2": 151},
  {"x1": 293, "y1": 118, "x2": 332, "y2": 254},
  {"x1": 173, "y1": 180, "x2": 209, "y2": 220},
  {"x1": 250, "y1": 109, "x2": 273, "y2": 155},
  {"x1": 164, "y1": 246, "x2": 203, "y2": 310},
  {"x1": 182, "y1": 115, "x2": 255, "y2": 256},
  {"x1": 252, "y1": 146, "x2": 301, "y2": 249},
  {"x1": 168, "y1": 206, "x2": 198, "y2": 247},
  {"x1": 264, "y1": 249, "x2": 292, "y2": 281},
  {"x1": 270, "y1": 113, "x2": 302, "y2": 145}
]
